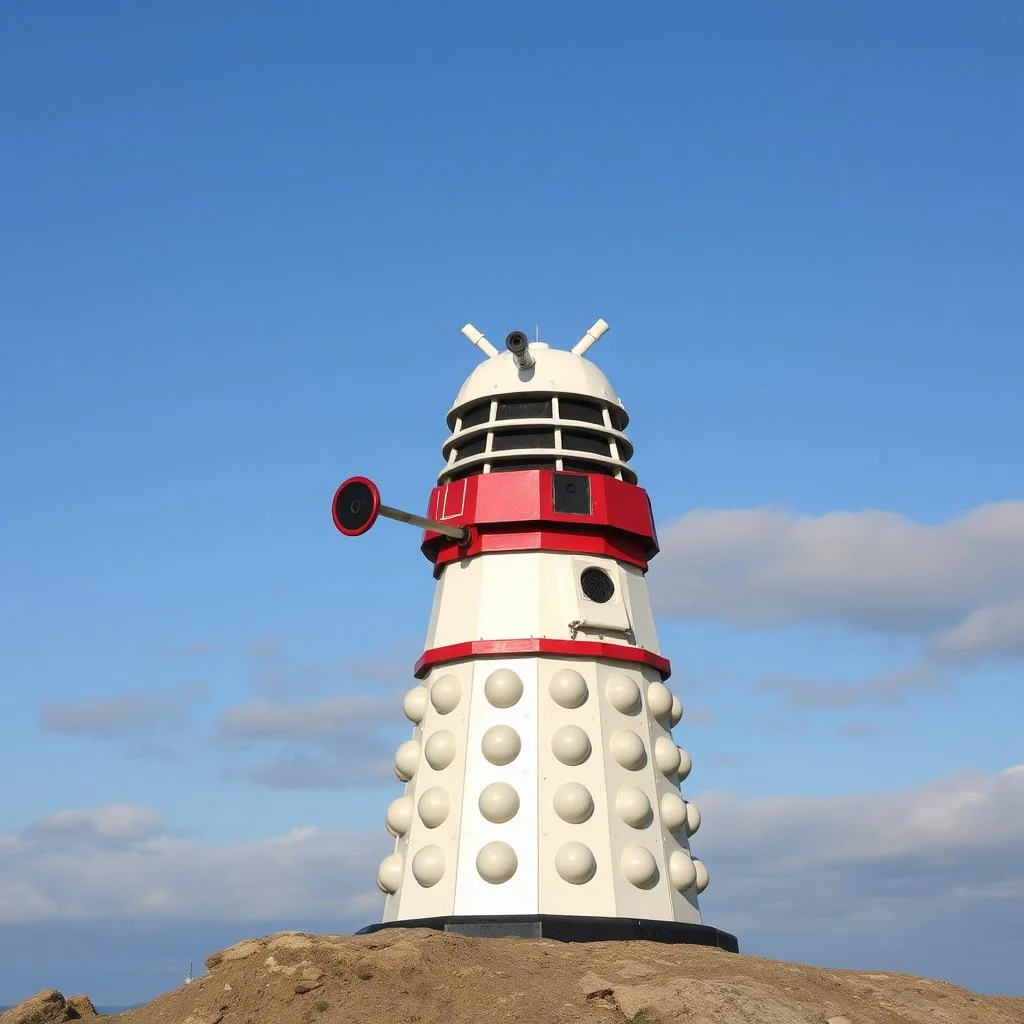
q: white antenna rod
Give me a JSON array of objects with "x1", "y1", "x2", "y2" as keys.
[
  {"x1": 461, "y1": 324, "x2": 499, "y2": 358},
  {"x1": 571, "y1": 318, "x2": 610, "y2": 357}
]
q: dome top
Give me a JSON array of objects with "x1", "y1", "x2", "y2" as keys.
[{"x1": 447, "y1": 343, "x2": 626, "y2": 429}]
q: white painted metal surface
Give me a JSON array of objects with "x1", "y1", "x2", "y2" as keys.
[
  {"x1": 376, "y1": 322, "x2": 708, "y2": 924},
  {"x1": 381, "y1": 653, "x2": 703, "y2": 922},
  {"x1": 424, "y1": 551, "x2": 658, "y2": 651}
]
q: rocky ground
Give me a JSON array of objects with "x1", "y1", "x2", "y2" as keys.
[{"x1": 3, "y1": 928, "x2": 1022, "y2": 1024}]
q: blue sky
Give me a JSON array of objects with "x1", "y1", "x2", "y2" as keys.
[{"x1": 1, "y1": 0, "x2": 1022, "y2": 1007}]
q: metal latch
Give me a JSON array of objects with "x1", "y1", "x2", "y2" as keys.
[{"x1": 569, "y1": 618, "x2": 630, "y2": 640}]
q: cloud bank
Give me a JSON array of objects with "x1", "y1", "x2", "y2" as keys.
[
  {"x1": 757, "y1": 661, "x2": 950, "y2": 709},
  {"x1": 39, "y1": 685, "x2": 207, "y2": 739},
  {"x1": 216, "y1": 695, "x2": 401, "y2": 790},
  {"x1": 696, "y1": 766, "x2": 1024, "y2": 991},
  {"x1": 652, "y1": 502, "x2": 1024, "y2": 657},
  {"x1": 0, "y1": 807, "x2": 385, "y2": 926},
  {"x1": 2, "y1": 765, "x2": 1021, "y2": 996}
]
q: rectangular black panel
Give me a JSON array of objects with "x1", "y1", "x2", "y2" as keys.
[
  {"x1": 561, "y1": 430, "x2": 610, "y2": 455},
  {"x1": 459, "y1": 402, "x2": 491, "y2": 429},
  {"x1": 491, "y1": 459, "x2": 558, "y2": 472},
  {"x1": 491, "y1": 428, "x2": 556, "y2": 450},
  {"x1": 552, "y1": 472, "x2": 592, "y2": 515},
  {"x1": 455, "y1": 435, "x2": 487, "y2": 458},
  {"x1": 558, "y1": 397, "x2": 605, "y2": 425},
  {"x1": 496, "y1": 397, "x2": 552, "y2": 420}
]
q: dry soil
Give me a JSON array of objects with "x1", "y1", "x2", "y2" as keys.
[{"x1": 3, "y1": 928, "x2": 1023, "y2": 1024}]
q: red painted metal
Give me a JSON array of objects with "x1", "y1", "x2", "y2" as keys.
[
  {"x1": 428, "y1": 528, "x2": 649, "y2": 577},
  {"x1": 419, "y1": 469, "x2": 659, "y2": 565},
  {"x1": 414, "y1": 638, "x2": 672, "y2": 680}
]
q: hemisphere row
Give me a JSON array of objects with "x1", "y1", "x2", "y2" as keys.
[
  {"x1": 386, "y1": 783, "x2": 701, "y2": 835},
  {"x1": 401, "y1": 668, "x2": 684, "y2": 723},
  {"x1": 392, "y1": 727, "x2": 691, "y2": 776},
  {"x1": 376, "y1": 841, "x2": 709, "y2": 893}
]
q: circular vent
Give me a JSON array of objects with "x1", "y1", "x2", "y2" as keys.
[{"x1": 580, "y1": 567, "x2": 615, "y2": 603}]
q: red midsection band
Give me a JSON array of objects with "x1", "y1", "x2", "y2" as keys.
[
  {"x1": 420, "y1": 470, "x2": 659, "y2": 567},
  {"x1": 429, "y1": 527, "x2": 649, "y2": 577},
  {"x1": 414, "y1": 638, "x2": 671, "y2": 680}
]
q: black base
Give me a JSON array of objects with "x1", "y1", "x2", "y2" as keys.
[{"x1": 357, "y1": 914, "x2": 739, "y2": 953}]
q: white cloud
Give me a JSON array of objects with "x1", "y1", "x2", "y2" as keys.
[
  {"x1": 652, "y1": 502, "x2": 1024, "y2": 646},
  {"x1": 0, "y1": 806, "x2": 387, "y2": 925},
  {"x1": 0, "y1": 881, "x2": 58, "y2": 921},
  {"x1": 242, "y1": 635, "x2": 417, "y2": 695},
  {"x1": 250, "y1": 667, "x2": 323, "y2": 695},
  {"x1": 692, "y1": 763, "x2": 1024, "y2": 964},
  {"x1": 234, "y1": 751, "x2": 395, "y2": 790},
  {"x1": 39, "y1": 685, "x2": 206, "y2": 738},
  {"x1": 5, "y1": 766, "x2": 1020, "y2": 938},
  {"x1": 929, "y1": 598, "x2": 1024, "y2": 664},
  {"x1": 336, "y1": 637, "x2": 422, "y2": 685},
  {"x1": 694, "y1": 765, "x2": 1024, "y2": 873},
  {"x1": 22, "y1": 805, "x2": 163, "y2": 844},
  {"x1": 758, "y1": 661, "x2": 949, "y2": 709},
  {"x1": 216, "y1": 695, "x2": 402, "y2": 790},
  {"x1": 217, "y1": 695, "x2": 396, "y2": 740}
]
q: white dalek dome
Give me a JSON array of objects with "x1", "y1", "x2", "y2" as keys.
[
  {"x1": 441, "y1": 322, "x2": 635, "y2": 487},
  {"x1": 450, "y1": 342, "x2": 622, "y2": 405},
  {"x1": 331, "y1": 319, "x2": 738, "y2": 952}
]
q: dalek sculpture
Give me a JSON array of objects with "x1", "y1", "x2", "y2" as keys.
[{"x1": 332, "y1": 321, "x2": 737, "y2": 950}]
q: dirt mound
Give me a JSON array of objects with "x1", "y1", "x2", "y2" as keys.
[
  {"x1": 0, "y1": 990, "x2": 98, "y2": 1023},
  {"x1": 4, "y1": 928, "x2": 1022, "y2": 1024}
]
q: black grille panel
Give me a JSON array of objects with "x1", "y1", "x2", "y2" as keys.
[
  {"x1": 562, "y1": 430, "x2": 610, "y2": 456},
  {"x1": 491, "y1": 458, "x2": 559, "y2": 473},
  {"x1": 496, "y1": 398, "x2": 553, "y2": 420},
  {"x1": 455, "y1": 435, "x2": 487, "y2": 458},
  {"x1": 491, "y1": 428, "x2": 556, "y2": 451},
  {"x1": 459, "y1": 402, "x2": 491, "y2": 429},
  {"x1": 559, "y1": 397, "x2": 605, "y2": 425}
]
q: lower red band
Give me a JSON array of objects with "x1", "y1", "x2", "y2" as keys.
[
  {"x1": 427, "y1": 528, "x2": 650, "y2": 576},
  {"x1": 414, "y1": 638, "x2": 671, "y2": 680}
]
